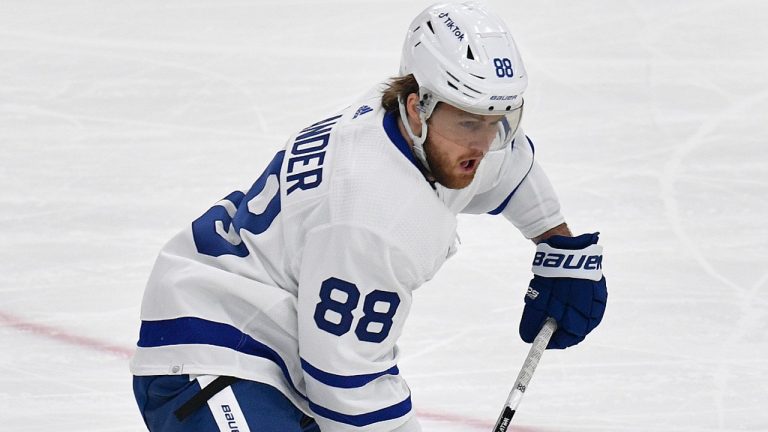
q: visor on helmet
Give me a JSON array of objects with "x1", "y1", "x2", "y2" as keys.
[{"x1": 421, "y1": 91, "x2": 523, "y2": 153}]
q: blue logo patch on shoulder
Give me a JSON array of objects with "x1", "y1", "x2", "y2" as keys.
[{"x1": 353, "y1": 105, "x2": 373, "y2": 119}]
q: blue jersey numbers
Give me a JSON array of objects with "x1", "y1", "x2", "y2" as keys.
[
  {"x1": 192, "y1": 151, "x2": 285, "y2": 257},
  {"x1": 493, "y1": 57, "x2": 514, "y2": 78},
  {"x1": 314, "y1": 277, "x2": 401, "y2": 344},
  {"x1": 192, "y1": 115, "x2": 341, "y2": 258},
  {"x1": 355, "y1": 290, "x2": 400, "y2": 343},
  {"x1": 313, "y1": 278, "x2": 360, "y2": 336}
]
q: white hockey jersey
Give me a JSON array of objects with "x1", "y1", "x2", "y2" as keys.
[{"x1": 130, "y1": 87, "x2": 564, "y2": 431}]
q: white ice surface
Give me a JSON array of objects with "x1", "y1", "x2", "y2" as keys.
[{"x1": 1, "y1": 1, "x2": 767, "y2": 431}]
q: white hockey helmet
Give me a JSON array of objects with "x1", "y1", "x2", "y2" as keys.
[{"x1": 398, "y1": 1, "x2": 527, "y2": 168}]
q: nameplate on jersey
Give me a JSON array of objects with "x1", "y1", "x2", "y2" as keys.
[
  {"x1": 285, "y1": 114, "x2": 342, "y2": 195},
  {"x1": 531, "y1": 243, "x2": 603, "y2": 281}
]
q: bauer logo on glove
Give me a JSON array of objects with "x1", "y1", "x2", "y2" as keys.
[
  {"x1": 531, "y1": 244, "x2": 603, "y2": 281},
  {"x1": 519, "y1": 232, "x2": 608, "y2": 350}
]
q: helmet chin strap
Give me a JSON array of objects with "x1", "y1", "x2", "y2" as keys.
[{"x1": 397, "y1": 97, "x2": 433, "y2": 175}]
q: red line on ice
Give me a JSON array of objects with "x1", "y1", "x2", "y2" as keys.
[
  {"x1": 0, "y1": 310, "x2": 550, "y2": 431},
  {"x1": 0, "y1": 310, "x2": 134, "y2": 359},
  {"x1": 415, "y1": 409, "x2": 493, "y2": 429},
  {"x1": 416, "y1": 409, "x2": 549, "y2": 431}
]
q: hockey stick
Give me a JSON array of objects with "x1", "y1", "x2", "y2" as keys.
[{"x1": 492, "y1": 317, "x2": 557, "y2": 432}]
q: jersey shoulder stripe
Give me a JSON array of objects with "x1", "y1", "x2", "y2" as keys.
[{"x1": 487, "y1": 134, "x2": 536, "y2": 215}]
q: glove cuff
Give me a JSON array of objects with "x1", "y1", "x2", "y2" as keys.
[
  {"x1": 531, "y1": 243, "x2": 603, "y2": 281},
  {"x1": 543, "y1": 232, "x2": 599, "y2": 249}
]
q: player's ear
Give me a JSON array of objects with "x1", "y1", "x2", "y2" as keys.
[{"x1": 405, "y1": 93, "x2": 422, "y2": 135}]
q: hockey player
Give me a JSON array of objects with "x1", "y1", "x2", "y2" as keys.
[{"x1": 130, "y1": 2, "x2": 607, "y2": 431}]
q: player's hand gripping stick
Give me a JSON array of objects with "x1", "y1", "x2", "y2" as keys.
[{"x1": 492, "y1": 317, "x2": 557, "y2": 432}]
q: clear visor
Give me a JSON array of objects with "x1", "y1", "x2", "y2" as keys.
[{"x1": 426, "y1": 100, "x2": 523, "y2": 153}]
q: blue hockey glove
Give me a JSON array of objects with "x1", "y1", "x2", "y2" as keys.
[{"x1": 519, "y1": 232, "x2": 607, "y2": 349}]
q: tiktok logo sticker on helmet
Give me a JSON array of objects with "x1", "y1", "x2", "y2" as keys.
[{"x1": 438, "y1": 12, "x2": 465, "y2": 41}]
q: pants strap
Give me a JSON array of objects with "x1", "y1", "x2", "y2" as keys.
[{"x1": 174, "y1": 376, "x2": 240, "y2": 422}]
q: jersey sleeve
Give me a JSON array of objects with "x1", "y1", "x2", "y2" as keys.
[
  {"x1": 297, "y1": 222, "x2": 420, "y2": 432},
  {"x1": 499, "y1": 160, "x2": 565, "y2": 239},
  {"x1": 460, "y1": 132, "x2": 565, "y2": 239}
]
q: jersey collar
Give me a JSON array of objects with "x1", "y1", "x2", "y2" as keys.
[{"x1": 383, "y1": 110, "x2": 420, "y2": 169}]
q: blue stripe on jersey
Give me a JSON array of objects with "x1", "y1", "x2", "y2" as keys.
[
  {"x1": 487, "y1": 136, "x2": 536, "y2": 215},
  {"x1": 136, "y1": 317, "x2": 306, "y2": 400},
  {"x1": 300, "y1": 358, "x2": 400, "y2": 389},
  {"x1": 138, "y1": 317, "x2": 411, "y2": 426},
  {"x1": 309, "y1": 394, "x2": 412, "y2": 427},
  {"x1": 383, "y1": 111, "x2": 419, "y2": 169}
]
